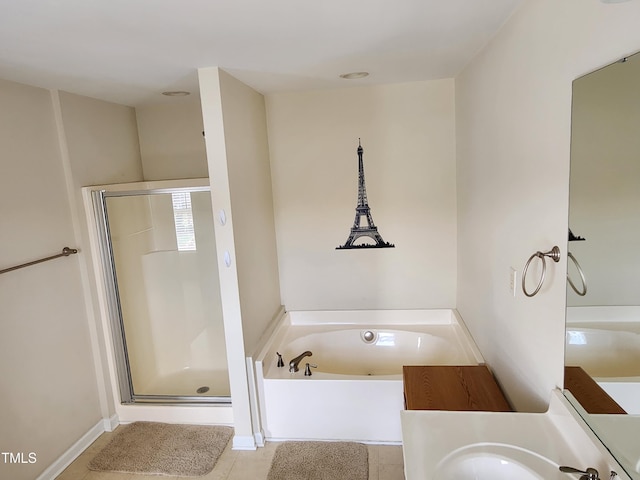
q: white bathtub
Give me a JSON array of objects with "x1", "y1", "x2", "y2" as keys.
[
  {"x1": 565, "y1": 326, "x2": 640, "y2": 378},
  {"x1": 254, "y1": 309, "x2": 484, "y2": 443},
  {"x1": 566, "y1": 307, "x2": 640, "y2": 414}
]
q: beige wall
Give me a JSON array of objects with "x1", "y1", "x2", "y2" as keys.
[
  {"x1": 0, "y1": 80, "x2": 102, "y2": 480},
  {"x1": 266, "y1": 80, "x2": 457, "y2": 310},
  {"x1": 455, "y1": 0, "x2": 640, "y2": 412},
  {"x1": 58, "y1": 91, "x2": 143, "y2": 186},
  {"x1": 56, "y1": 90, "x2": 144, "y2": 422},
  {"x1": 136, "y1": 100, "x2": 209, "y2": 180},
  {"x1": 218, "y1": 70, "x2": 282, "y2": 355}
]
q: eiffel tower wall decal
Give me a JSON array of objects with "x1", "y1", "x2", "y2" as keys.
[{"x1": 337, "y1": 139, "x2": 395, "y2": 250}]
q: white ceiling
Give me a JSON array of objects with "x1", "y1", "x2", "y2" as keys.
[{"x1": 0, "y1": 0, "x2": 524, "y2": 107}]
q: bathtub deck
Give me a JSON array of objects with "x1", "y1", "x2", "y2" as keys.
[
  {"x1": 564, "y1": 366, "x2": 626, "y2": 414},
  {"x1": 402, "y1": 365, "x2": 511, "y2": 411}
]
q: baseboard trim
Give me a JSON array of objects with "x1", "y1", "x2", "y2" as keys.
[
  {"x1": 103, "y1": 413, "x2": 119, "y2": 432},
  {"x1": 254, "y1": 431, "x2": 265, "y2": 448},
  {"x1": 232, "y1": 434, "x2": 257, "y2": 450},
  {"x1": 36, "y1": 415, "x2": 118, "y2": 480}
]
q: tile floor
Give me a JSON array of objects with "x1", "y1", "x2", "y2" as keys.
[{"x1": 55, "y1": 428, "x2": 406, "y2": 480}]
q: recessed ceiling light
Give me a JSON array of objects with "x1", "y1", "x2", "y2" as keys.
[
  {"x1": 162, "y1": 91, "x2": 191, "y2": 96},
  {"x1": 339, "y1": 72, "x2": 369, "y2": 80}
]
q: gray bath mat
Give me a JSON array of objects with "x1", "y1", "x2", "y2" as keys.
[
  {"x1": 267, "y1": 441, "x2": 368, "y2": 480},
  {"x1": 88, "y1": 421, "x2": 232, "y2": 476}
]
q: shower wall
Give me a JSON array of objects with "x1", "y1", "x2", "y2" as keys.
[
  {"x1": 107, "y1": 190, "x2": 227, "y2": 396},
  {"x1": 107, "y1": 194, "x2": 155, "y2": 390}
]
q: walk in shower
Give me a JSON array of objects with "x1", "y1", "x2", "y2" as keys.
[{"x1": 93, "y1": 183, "x2": 230, "y2": 404}]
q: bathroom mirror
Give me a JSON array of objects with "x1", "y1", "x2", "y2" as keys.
[{"x1": 566, "y1": 50, "x2": 640, "y2": 479}]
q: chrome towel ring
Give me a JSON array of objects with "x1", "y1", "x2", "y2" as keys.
[
  {"x1": 567, "y1": 251, "x2": 587, "y2": 296},
  {"x1": 522, "y1": 246, "x2": 561, "y2": 297}
]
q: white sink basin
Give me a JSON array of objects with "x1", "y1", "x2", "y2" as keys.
[
  {"x1": 400, "y1": 390, "x2": 629, "y2": 480},
  {"x1": 433, "y1": 443, "x2": 561, "y2": 480}
]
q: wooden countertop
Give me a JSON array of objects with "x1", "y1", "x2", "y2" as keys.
[
  {"x1": 403, "y1": 365, "x2": 512, "y2": 411},
  {"x1": 564, "y1": 366, "x2": 626, "y2": 415}
]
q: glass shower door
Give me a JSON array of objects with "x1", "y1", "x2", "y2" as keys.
[{"x1": 95, "y1": 187, "x2": 229, "y2": 403}]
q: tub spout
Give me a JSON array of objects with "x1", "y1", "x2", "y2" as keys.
[{"x1": 289, "y1": 351, "x2": 312, "y2": 373}]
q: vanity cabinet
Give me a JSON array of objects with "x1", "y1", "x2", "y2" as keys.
[{"x1": 403, "y1": 365, "x2": 511, "y2": 411}]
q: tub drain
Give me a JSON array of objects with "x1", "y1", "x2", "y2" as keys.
[
  {"x1": 361, "y1": 330, "x2": 376, "y2": 344},
  {"x1": 196, "y1": 386, "x2": 210, "y2": 394}
]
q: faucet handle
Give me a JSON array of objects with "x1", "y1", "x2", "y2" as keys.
[
  {"x1": 560, "y1": 466, "x2": 600, "y2": 480},
  {"x1": 276, "y1": 352, "x2": 284, "y2": 368},
  {"x1": 304, "y1": 363, "x2": 317, "y2": 376}
]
